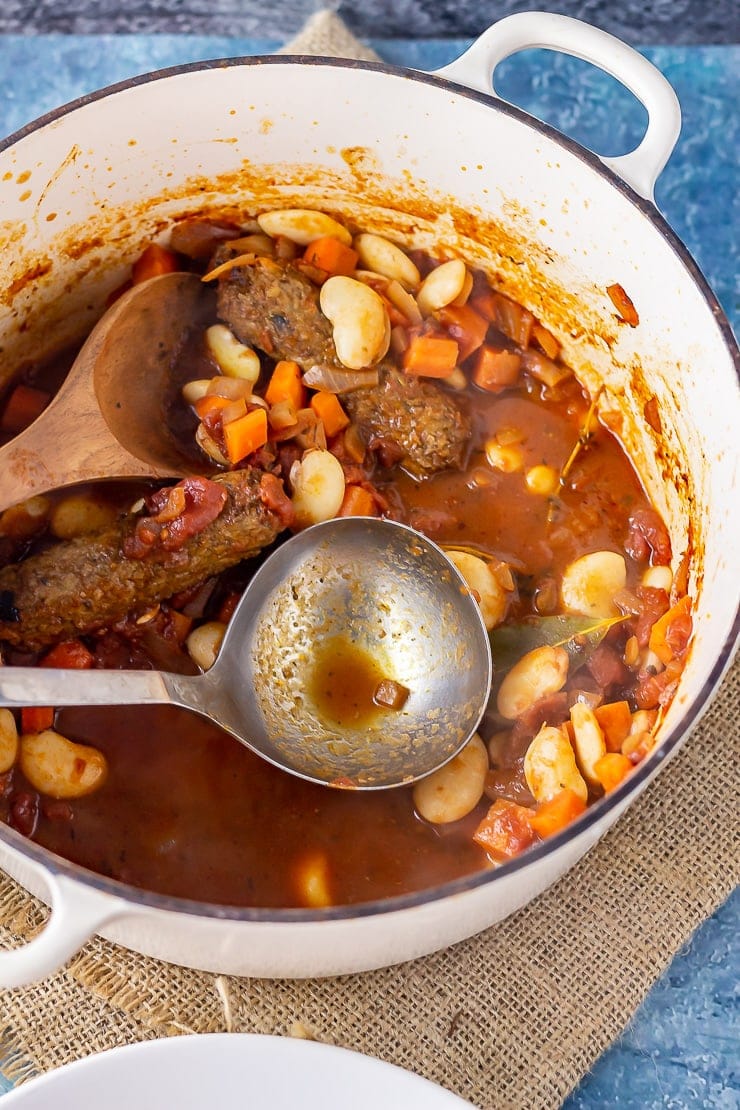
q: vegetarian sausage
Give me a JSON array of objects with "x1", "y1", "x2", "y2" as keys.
[
  {"x1": 215, "y1": 255, "x2": 471, "y2": 475},
  {"x1": 0, "y1": 469, "x2": 289, "y2": 651}
]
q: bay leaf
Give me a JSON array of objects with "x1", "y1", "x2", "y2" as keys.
[{"x1": 489, "y1": 614, "x2": 626, "y2": 674}]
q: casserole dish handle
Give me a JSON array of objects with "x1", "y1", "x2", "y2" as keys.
[
  {"x1": 435, "y1": 11, "x2": 681, "y2": 202},
  {"x1": 0, "y1": 870, "x2": 129, "y2": 987}
]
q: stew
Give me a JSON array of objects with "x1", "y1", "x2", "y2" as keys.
[{"x1": 0, "y1": 208, "x2": 692, "y2": 908}]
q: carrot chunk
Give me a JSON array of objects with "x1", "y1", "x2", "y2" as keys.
[
  {"x1": 594, "y1": 700, "x2": 633, "y2": 752},
  {"x1": 607, "y1": 283, "x2": 639, "y2": 327},
  {"x1": 0, "y1": 384, "x2": 50, "y2": 434},
  {"x1": 222, "y1": 407, "x2": 268, "y2": 464},
  {"x1": 303, "y1": 236, "x2": 359, "y2": 277},
  {"x1": 529, "y1": 788, "x2": 587, "y2": 838},
  {"x1": 437, "y1": 304, "x2": 488, "y2": 362},
  {"x1": 194, "y1": 394, "x2": 232, "y2": 420},
  {"x1": 473, "y1": 799, "x2": 537, "y2": 861},
  {"x1": 41, "y1": 640, "x2": 94, "y2": 669},
  {"x1": 402, "y1": 335, "x2": 458, "y2": 378},
  {"x1": 310, "y1": 391, "x2": 350, "y2": 437},
  {"x1": 265, "y1": 360, "x2": 306, "y2": 411},
  {"x1": 648, "y1": 594, "x2": 692, "y2": 664},
  {"x1": 338, "y1": 485, "x2": 377, "y2": 518},
  {"x1": 472, "y1": 345, "x2": 521, "y2": 392},
  {"x1": 21, "y1": 707, "x2": 54, "y2": 733},
  {"x1": 131, "y1": 243, "x2": 181, "y2": 285},
  {"x1": 593, "y1": 752, "x2": 633, "y2": 792}
]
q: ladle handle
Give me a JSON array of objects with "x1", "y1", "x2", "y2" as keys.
[{"x1": 0, "y1": 666, "x2": 197, "y2": 711}]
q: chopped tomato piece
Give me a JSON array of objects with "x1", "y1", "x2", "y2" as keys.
[
  {"x1": 131, "y1": 243, "x2": 181, "y2": 284},
  {"x1": 265, "y1": 360, "x2": 306, "y2": 412},
  {"x1": 472, "y1": 345, "x2": 521, "y2": 392},
  {"x1": 529, "y1": 788, "x2": 586, "y2": 838},
  {"x1": 310, "y1": 391, "x2": 350, "y2": 437},
  {"x1": 41, "y1": 640, "x2": 94, "y2": 669},
  {"x1": 21, "y1": 707, "x2": 54, "y2": 733},
  {"x1": 0, "y1": 384, "x2": 50, "y2": 434},
  {"x1": 473, "y1": 799, "x2": 537, "y2": 861},
  {"x1": 437, "y1": 304, "x2": 488, "y2": 362},
  {"x1": 532, "y1": 322, "x2": 560, "y2": 359},
  {"x1": 593, "y1": 752, "x2": 633, "y2": 792},
  {"x1": 402, "y1": 335, "x2": 458, "y2": 378},
  {"x1": 303, "y1": 237, "x2": 358, "y2": 277}
]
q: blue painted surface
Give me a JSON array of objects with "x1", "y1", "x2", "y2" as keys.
[{"x1": 0, "y1": 34, "x2": 737, "y2": 1108}]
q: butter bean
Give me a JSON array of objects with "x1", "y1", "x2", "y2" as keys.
[
  {"x1": 290, "y1": 449, "x2": 346, "y2": 528},
  {"x1": 0, "y1": 709, "x2": 18, "y2": 773},
  {"x1": 320, "y1": 276, "x2": 390, "y2": 370},
  {"x1": 413, "y1": 733, "x2": 488, "y2": 824},
  {"x1": 206, "y1": 324, "x2": 261, "y2": 383},
  {"x1": 353, "y1": 233, "x2": 421, "y2": 289},
  {"x1": 186, "y1": 620, "x2": 226, "y2": 671},
  {"x1": 524, "y1": 724, "x2": 588, "y2": 804},
  {"x1": 446, "y1": 550, "x2": 510, "y2": 630},
  {"x1": 496, "y1": 645, "x2": 570, "y2": 720},
  {"x1": 20, "y1": 729, "x2": 108, "y2": 799},
  {"x1": 416, "y1": 259, "x2": 467, "y2": 316},
  {"x1": 570, "y1": 702, "x2": 607, "y2": 787},
  {"x1": 561, "y1": 550, "x2": 627, "y2": 618},
  {"x1": 257, "y1": 208, "x2": 351, "y2": 246}
]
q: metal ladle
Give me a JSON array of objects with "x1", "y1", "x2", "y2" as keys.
[
  {"x1": 0, "y1": 272, "x2": 207, "y2": 514},
  {"x1": 0, "y1": 517, "x2": 492, "y2": 788}
]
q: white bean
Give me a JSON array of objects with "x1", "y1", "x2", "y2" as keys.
[
  {"x1": 561, "y1": 550, "x2": 627, "y2": 618},
  {"x1": 319, "y1": 276, "x2": 390, "y2": 369},
  {"x1": 294, "y1": 851, "x2": 333, "y2": 907},
  {"x1": 570, "y1": 702, "x2": 607, "y2": 787},
  {"x1": 446, "y1": 550, "x2": 510, "y2": 630},
  {"x1": 290, "y1": 449, "x2": 346, "y2": 528},
  {"x1": 524, "y1": 724, "x2": 588, "y2": 803},
  {"x1": 186, "y1": 620, "x2": 226, "y2": 671},
  {"x1": 181, "y1": 378, "x2": 213, "y2": 405},
  {"x1": 353, "y1": 233, "x2": 421, "y2": 289},
  {"x1": 642, "y1": 564, "x2": 673, "y2": 592},
  {"x1": 496, "y1": 644, "x2": 570, "y2": 720},
  {"x1": 20, "y1": 729, "x2": 108, "y2": 799},
  {"x1": 50, "y1": 494, "x2": 118, "y2": 540},
  {"x1": 525, "y1": 464, "x2": 559, "y2": 497},
  {"x1": 0, "y1": 709, "x2": 18, "y2": 773},
  {"x1": 484, "y1": 439, "x2": 524, "y2": 473},
  {"x1": 257, "y1": 208, "x2": 351, "y2": 246},
  {"x1": 206, "y1": 324, "x2": 261, "y2": 383},
  {"x1": 413, "y1": 733, "x2": 488, "y2": 824},
  {"x1": 195, "y1": 423, "x2": 229, "y2": 465},
  {"x1": 416, "y1": 259, "x2": 467, "y2": 316}
]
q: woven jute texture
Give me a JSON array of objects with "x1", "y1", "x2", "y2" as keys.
[{"x1": 1, "y1": 14, "x2": 739, "y2": 1108}]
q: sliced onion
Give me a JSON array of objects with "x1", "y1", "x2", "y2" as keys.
[{"x1": 303, "y1": 364, "x2": 379, "y2": 394}]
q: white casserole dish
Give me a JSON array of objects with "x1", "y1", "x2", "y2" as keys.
[{"x1": 0, "y1": 12, "x2": 737, "y2": 986}]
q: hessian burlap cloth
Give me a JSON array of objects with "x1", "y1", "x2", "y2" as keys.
[{"x1": 1, "y1": 13, "x2": 738, "y2": 1108}]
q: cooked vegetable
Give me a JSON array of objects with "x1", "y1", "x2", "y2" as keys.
[
  {"x1": 20, "y1": 729, "x2": 108, "y2": 799},
  {"x1": 303, "y1": 236, "x2": 359, "y2": 278},
  {"x1": 413, "y1": 734, "x2": 488, "y2": 825},
  {"x1": 319, "y1": 276, "x2": 390, "y2": 370}
]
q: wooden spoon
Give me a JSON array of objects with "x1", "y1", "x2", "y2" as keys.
[{"x1": 0, "y1": 271, "x2": 211, "y2": 513}]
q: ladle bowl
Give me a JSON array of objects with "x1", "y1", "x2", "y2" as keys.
[
  {"x1": 0, "y1": 272, "x2": 208, "y2": 513},
  {"x1": 0, "y1": 517, "x2": 492, "y2": 788}
]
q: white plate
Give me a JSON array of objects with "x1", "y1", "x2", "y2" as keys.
[{"x1": 2, "y1": 1033, "x2": 472, "y2": 1108}]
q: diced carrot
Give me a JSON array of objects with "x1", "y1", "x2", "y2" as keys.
[
  {"x1": 532, "y1": 322, "x2": 560, "y2": 359},
  {"x1": 606, "y1": 282, "x2": 639, "y2": 327},
  {"x1": 437, "y1": 304, "x2": 488, "y2": 362},
  {"x1": 594, "y1": 700, "x2": 633, "y2": 752},
  {"x1": 222, "y1": 407, "x2": 268, "y2": 464},
  {"x1": 310, "y1": 391, "x2": 350, "y2": 437},
  {"x1": 402, "y1": 334, "x2": 458, "y2": 378},
  {"x1": 648, "y1": 594, "x2": 692, "y2": 664},
  {"x1": 593, "y1": 752, "x2": 633, "y2": 792},
  {"x1": 0, "y1": 384, "x2": 50, "y2": 434},
  {"x1": 473, "y1": 799, "x2": 537, "y2": 861},
  {"x1": 303, "y1": 236, "x2": 359, "y2": 277},
  {"x1": 338, "y1": 484, "x2": 377, "y2": 517},
  {"x1": 194, "y1": 394, "x2": 232, "y2": 420},
  {"x1": 41, "y1": 640, "x2": 94, "y2": 669},
  {"x1": 529, "y1": 788, "x2": 587, "y2": 838},
  {"x1": 21, "y1": 707, "x2": 54, "y2": 733},
  {"x1": 131, "y1": 243, "x2": 181, "y2": 285},
  {"x1": 472, "y1": 345, "x2": 521, "y2": 392},
  {"x1": 265, "y1": 360, "x2": 306, "y2": 411}
]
